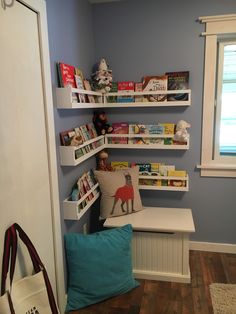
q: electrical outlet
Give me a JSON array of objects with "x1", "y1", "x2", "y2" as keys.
[{"x1": 83, "y1": 223, "x2": 87, "y2": 235}]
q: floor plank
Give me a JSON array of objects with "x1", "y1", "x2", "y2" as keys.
[{"x1": 67, "y1": 250, "x2": 236, "y2": 314}]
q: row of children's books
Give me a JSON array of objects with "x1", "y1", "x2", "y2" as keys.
[
  {"x1": 60, "y1": 123, "x2": 98, "y2": 146},
  {"x1": 60, "y1": 123, "x2": 104, "y2": 160},
  {"x1": 57, "y1": 62, "x2": 189, "y2": 104},
  {"x1": 70, "y1": 170, "x2": 99, "y2": 211},
  {"x1": 110, "y1": 162, "x2": 187, "y2": 187},
  {"x1": 57, "y1": 62, "x2": 97, "y2": 103},
  {"x1": 108, "y1": 122, "x2": 177, "y2": 145},
  {"x1": 107, "y1": 71, "x2": 189, "y2": 103}
]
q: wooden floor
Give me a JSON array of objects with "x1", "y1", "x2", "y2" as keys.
[{"x1": 68, "y1": 250, "x2": 236, "y2": 314}]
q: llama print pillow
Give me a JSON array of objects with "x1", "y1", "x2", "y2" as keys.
[{"x1": 94, "y1": 167, "x2": 143, "y2": 219}]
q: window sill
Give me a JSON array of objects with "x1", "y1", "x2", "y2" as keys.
[{"x1": 197, "y1": 164, "x2": 236, "y2": 177}]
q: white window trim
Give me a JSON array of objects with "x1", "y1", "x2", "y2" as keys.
[{"x1": 198, "y1": 14, "x2": 236, "y2": 177}]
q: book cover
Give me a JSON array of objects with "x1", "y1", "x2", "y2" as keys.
[
  {"x1": 142, "y1": 75, "x2": 168, "y2": 102},
  {"x1": 128, "y1": 124, "x2": 149, "y2": 144},
  {"x1": 107, "y1": 82, "x2": 118, "y2": 103},
  {"x1": 168, "y1": 170, "x2": 187, "y2": 177},
  {"x1": 111, "y1": 161, "x2": 129, "y2": 170},
  {"x1": 111, "y1": 122, "x2": 129, "y2": 144},
  {"x1": 79, "y1": 125, "x2": 91, "y2": 141},
  {"x1": 159, "y1": 165, "x2": 175, "y2": 176},
  {"x1": 147, "y1": 124, "x2": 164, "y2": 135},
  {"x1": 165, "y1": 71, "x2": 189, "y2": 101},
  {"x1": 135, "y1": 163, "x2": 151, "y2": 174},
  {"x1": 75, "y1": 74, "x2": 86, "y2": 103},
  {"x1": 84, "y1": 79, "x2": 96, "y2": 103},
  {"x1": 159, "y1": 123, "x2": 175, "y2": 135},
  {"x1": 57, "y1": 62, "x2": 76, "y2": 88},
  {"x1": 135, "y1": 82, "x2": 143, "y2": 102},
  {"x1": 75, "y1": 148, "x2": 84, "y2": 159},
  {"x1": 60, "y1": 129, "x2": 75, "y2": 146},
  {"x1": 117, "y1": 81, "x2": 134, "y2": 103},
  {"x1": 150, "y1": 163, "x2": 163, "y2": 173},
  {"x1": 86, "y1": 123, "x2": 98, "y2": 138}
]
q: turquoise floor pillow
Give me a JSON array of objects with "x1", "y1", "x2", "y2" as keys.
[{"x1": 64, "y1": 224, "x2": 139, "y2": 312}]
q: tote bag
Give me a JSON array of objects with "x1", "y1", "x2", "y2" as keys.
[{"x1": 0, "y1": 223, "x2": 59, "y2": 314}]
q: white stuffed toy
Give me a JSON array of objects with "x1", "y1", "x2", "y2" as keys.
[
  {"x1": 92, "y1": 58, "x2": 113, "y2": 93},
  {"x1": 174, "y1": 120, "x2": 191, "y2": 143}
]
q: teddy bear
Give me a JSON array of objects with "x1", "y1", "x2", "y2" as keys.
[
  {"x1": 93, "y1": 110, "x2": 113, "y2": 135},
  {"x1": 96, "y1": 150, "x2": 112, "y2": 171},
  {"x1": 91, "y1": 58, "x2": 113, "y2": 93},
  {"x1": 173, "y1": 120, "x2": 191, "y2": 143}
]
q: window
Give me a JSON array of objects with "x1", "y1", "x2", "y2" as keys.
[
  {"x1": 215, "y1": 40, "x2": 236, "y2": 158},
  {"x1": 199, "y1": 14, "x2": 236, "y2": 177}
]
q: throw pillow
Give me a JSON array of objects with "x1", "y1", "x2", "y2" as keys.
[
  {"x1": 65, "y1": 224, "x2": 139, "y2": 312},
  {"x1": 94, "y1": 166, "x2": 143, "y2": 219}
]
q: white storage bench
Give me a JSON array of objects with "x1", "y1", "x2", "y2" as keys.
[{"x1": 104, "y1": 207, "x2": 195, "y2": 283}]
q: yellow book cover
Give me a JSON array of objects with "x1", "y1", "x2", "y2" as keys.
[
  {"x1": 111, "y1": 161, "x2": 129, "y2": 170},
  {"x1": 168, "y1": 170, "x2": 187, "y2": 177},
  {"x1": 160, "y1": 123, "x2": 175, "y2": 135}
]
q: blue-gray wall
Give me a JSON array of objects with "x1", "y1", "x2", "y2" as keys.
[
  {"x1": 92, "y1": 0, "x2": 236, "y2": 244},
  {"x1": 47, "y1": 0, "x2": 236, "y2": 244},
  {"x1": 46, "y1": 0, "x2": 100, "y2": 234}
]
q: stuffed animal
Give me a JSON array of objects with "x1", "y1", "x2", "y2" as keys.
[
  {"x1": 97, "y1": 150, "x2": 112, "y2": 171},
  {"x1": 174, "y1": 120, "x2": 191, "y2": 143},
  {"x1": 93, "y1": 110, "x2": 113, "y2": 135},
  {"x1": 91, "y1": 58, "x2": 113, "y2": 93}
]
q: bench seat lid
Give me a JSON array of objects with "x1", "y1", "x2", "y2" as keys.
[{"x1": 104, "y1": 206, "x2": 195, "y2": 233}]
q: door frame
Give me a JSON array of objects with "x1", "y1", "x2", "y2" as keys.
[{"x1": 12, "y1": 0, "x2": 65, "y2": 310}]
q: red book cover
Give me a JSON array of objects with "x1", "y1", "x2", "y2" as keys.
[
  {"x1": 57, "y1": 62, "x2": 76, "y2": 88},
  {"x1": 118, "y1": 81, "x2": 134, "y2": 91}
]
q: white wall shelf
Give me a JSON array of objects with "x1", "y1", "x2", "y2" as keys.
[
  {"x1": 63, "y1": 183, "x2": 100, "y2": 220},
  {"x1": 59, "y1": 135, "x2": 105, "y2": 166},
  {"x1": 105, "y1": 134, "x2": 189, "y2": 150},
  {"x1": 139, "y1": 175, "x2": 189, "y2": 191},
  {"x1": 56, "y1": 87, "x2": 191, "y2": 109}
]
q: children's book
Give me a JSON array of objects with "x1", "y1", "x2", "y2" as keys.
[
  {"x1": 107, "y1": 82, "x2": 118, "y2": 103},
  {"x1": 57, "y1": 62, "x2": 76, "y2": 88},
  {"x1": 75, "y1": 75, "x2": 86, "y2": 103},
  {"x1": 79, "y1": 125, "x2": 91, "y2": 141},
  {"x1": 57, "y1": 62, "x2": 78, "y2": 102},
  {"x1": 84, "y1": 79, "x2": 96, "y2": 103},
  {"x1": 111, "y1": 122, "x2": 129, "y2": 144},
  {"x1": 60, "y1": 129, "x2": 75, "y2": 146},
  {"x1": 117, "y1": 81, "x2": 134, "y2": 103},
  {"x1": 111, "y1": 161, "x2": 129, "y2": 170},
  {"x1": 86, "y1": 123, "x2": 98, "y2": 138},
  {"x1": 159, "y1": 165, "x2": 175, "y2": 176},
  {"x1": 142, "y1": 75, "x2": 168, "y2": 102},
  {"x1": 134, "y1": 163, "x2": 151, "y2": 174},
  {"x1": 159, "y1": 123, "x2": 175, "y2": 135},
  {"x1": 128, "y1": 124, "x2": 149, "y2": 144},
  {"x1": 135, "y1": 82, "x2": 143, "y2": 102},
  {"x1": 165, "y1": 71, "x2": 189, "y2": 101}
]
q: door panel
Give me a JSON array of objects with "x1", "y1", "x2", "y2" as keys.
[{"x1": 0, "y1": 1, "x2": 56, "y2": 290}]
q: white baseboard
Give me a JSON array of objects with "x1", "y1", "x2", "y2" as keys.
[{"x1": 190, "y1": 241, "x2": 236, "y2": 254}]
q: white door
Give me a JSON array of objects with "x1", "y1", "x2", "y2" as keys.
[{"x1": 0, "y1": 0, "x2": 64, "y2": 309}]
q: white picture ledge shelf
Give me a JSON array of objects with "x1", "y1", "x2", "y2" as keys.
[
  {"x1": 56, "y1": 87, "x2": 191, "y2": 109},
  {"x1": 63, "y1": 183, "x2": 100, "y2": 220},
  {"x1": 139, "y1": 175, "x2": 189, "y2": 191},
  {"x1": 60, "y1": 135, "x2": 189, "y2": 166}
]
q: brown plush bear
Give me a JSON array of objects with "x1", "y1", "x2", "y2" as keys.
[{"x1": 93, "y1": 110, "x2": 113, "y2": 135}]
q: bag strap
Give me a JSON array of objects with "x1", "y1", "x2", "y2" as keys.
[
  {"x1": 1, "y1": 226, "x2": 17, "y2": 296},
  {"x1": 12, "y1": 223, "x2": 59, "y2": 314}
]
